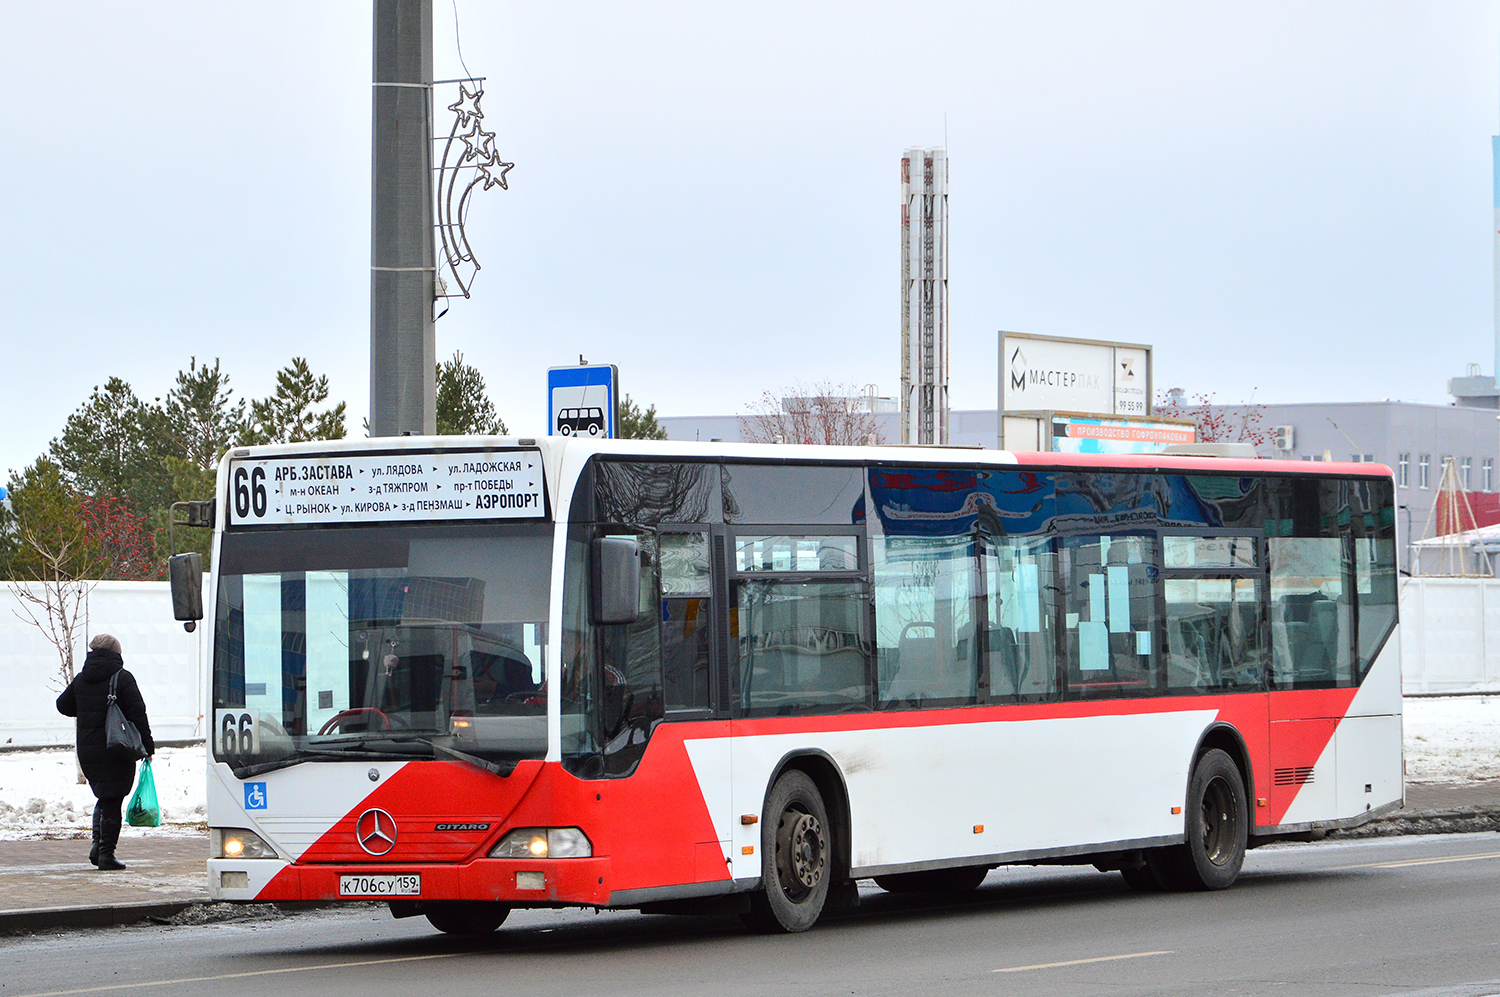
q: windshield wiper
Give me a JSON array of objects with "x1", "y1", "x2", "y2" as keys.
[
  {"x1": 233, "y1": 738, "x2": 520, "y2": 778},
  {"x1": 424, "y1": 740, "x2": 515, "y2": 776},
  {"x1": 230, "y1": 747, "x2": 397, "y2": 778},
  {"x1": 364, "y1": 735, "x2": 516, "y2": 776}
]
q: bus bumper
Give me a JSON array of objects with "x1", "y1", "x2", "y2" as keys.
[{"x1": 209, "y1": 857, "x2": 613, "y2": 907}]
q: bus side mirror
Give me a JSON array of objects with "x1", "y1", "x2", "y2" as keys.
[
  {"x1": 169, "y1": 552, "x2": 204, "y2": 632},
  {"x1": 591, "y1": 537, "x2": 641, "y2": 625}
]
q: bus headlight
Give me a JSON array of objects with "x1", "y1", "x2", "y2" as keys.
[
  {"x1": 212, "y1": 828, "x2": 278, "y2": 859},
  {"x1": 489, "y1": 827, "x2": 592, "y2": 859}
]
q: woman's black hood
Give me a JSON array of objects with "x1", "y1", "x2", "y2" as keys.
[{"x1": 78, "y1": 648, "x2": 124, "y2": 682}]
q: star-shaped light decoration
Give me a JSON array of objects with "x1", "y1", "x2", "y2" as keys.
[
  {"x1": 479, "y1": 159, "x2": 514, "y2": 190},
  {"x1": 447, "y1": 84, "x2": 483, "y2": 128},
  {"x1": 473, "y1": 130, "x2": 498, "y2": 165},
  {"x1": 435, "y1": 78, "x2": 513, "y2": 302},
  {"x1": 459, "y1": 120, "x2": 490, "y2": 163}
]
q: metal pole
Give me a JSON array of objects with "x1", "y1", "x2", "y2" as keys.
[{"x1": 370, "y1": 0, "x2": 436, "y2": 437}]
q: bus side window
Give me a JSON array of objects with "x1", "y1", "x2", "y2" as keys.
[
  {"x1": 982, "y1": 537, "x2": 1057, "y2": 701},
  {"x1": 1268, "y1": 537, "x2": 1350, "y2": 689},
  {"x1": 560, "y1": 530, "x2": 601, "y2": 776},
  {"x1": 660, "y1": 531, "x2": 712, "y2": 712},
  {"x1": 1267, "y1": 476, "x2": 1359, "y2": 690},
  {"x1": 1060, "y1": 535, "x2": 1160, "y2": 700},
  {"x1": 1164, "y1": 576, "x2": 1265, "y2": 692},
  {"x1": 872, "y1": 534, "x2": 981, "y2": 708},
  {"x1": 597, "y1": 532, "x2": 664, "y2": 774},
  {"x1": 737, "y1": 578, "x2": 869, "y2": 714},
  {"x1": 1352, "y1": 478, "x2": 1398, "y2": 681},
  {"x1": 1161, "y1": 536, "x2": 1265, "y2": 693}
]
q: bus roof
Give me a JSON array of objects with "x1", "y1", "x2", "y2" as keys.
[{"x1": 219, "y1": 435, "x2": 1394, "y2": 480}]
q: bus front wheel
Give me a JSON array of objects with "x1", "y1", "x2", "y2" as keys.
[
  {"x1": 1151, "y1": 748, "x2": 1247, "y2": 891},
  {"x1": 423, "y1": 901, "x2": 511, "y2": 935},
  {"x1": 743, "y1": 770, "x2": 831, "y2": 933}
]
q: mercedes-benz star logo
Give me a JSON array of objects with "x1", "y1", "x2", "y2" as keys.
[{"x1": 355, "y1": 808, "x2": 397, "y2": 856}]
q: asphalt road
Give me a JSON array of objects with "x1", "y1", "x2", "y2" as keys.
[{"x1": 4, "y1": 833, "x2": 1500, "y2": 997}]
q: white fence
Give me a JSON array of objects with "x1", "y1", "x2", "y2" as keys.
[
  {"x1": 1, "y1": 576, "x2": 1494, "y2": 746},
  {"x1": 1400, "y1": 576, "x2": 1500, "y2": 694},
  {"x1": 0, "y1": 582, "x2": 205, "y2": 749}
]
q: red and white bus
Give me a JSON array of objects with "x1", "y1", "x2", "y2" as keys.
[{"x1": 187, "y1": 437, "x2": 1402, "y2": 934}]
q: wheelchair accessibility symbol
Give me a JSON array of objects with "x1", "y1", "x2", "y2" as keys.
[{"x1": 244, "y1": 782, "x2": 268, "y2": 810}]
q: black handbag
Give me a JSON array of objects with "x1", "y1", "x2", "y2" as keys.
[{"x1": 104, "y1": 671, "x2": 146, "y2": 762}]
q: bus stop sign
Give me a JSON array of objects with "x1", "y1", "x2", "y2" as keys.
[{"x1": 547, "y1": 364, "x2": 618, "y2": 439}]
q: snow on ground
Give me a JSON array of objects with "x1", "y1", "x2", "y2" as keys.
[
  {"x1": 0, "y1": 745, "x2": 205, "y2": 839},
  {"x1": 1, "y1": 697, "x2": 1499, "y2": 839},
  {"x1": 1403, "y1": 695, "x2": 1500, "y2": 784}
]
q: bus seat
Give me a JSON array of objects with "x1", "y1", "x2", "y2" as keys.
[
  {"x1": 501, "y1": 657, "x2": 536, "y2": 696},
  {"x1": 885, "y1": 627, "x2": 944, "y2": 703},
  {"x1": 890, "y1": 634, "x2": 939, "y2": 691},
  {"x1": 1014, "y1": 629, "x2": 1054, "y2": 696},
  {"x1": 1166, "y1": 616, "x2": 1208, "y2": 689},
  {"x1": 1271, "y1": 619, "x2": 1301, "y2": 684},
  {"x1": 986, "y1": 627, "x2": 1020, "y2": 696},
  {"x1": 1302, "y1": 599, "x2": 1338, "y2": 682},
  {"x1": 814, "y1": 647, "x2": 869, "y2": 701}
]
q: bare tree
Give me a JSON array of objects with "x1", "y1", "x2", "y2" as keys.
[
  {"x1": 739, "y1": 380, "x2": 886, "y2": 446},
  {"x1": 9, "y1": 527, "x2": 95, "y2": 693},
  {"x1": 8, "y1": 528, "x2": 94, "y2": 783},
  {"x1": 1156, "y1": 389, "x2": 1274, "y2": 447}
]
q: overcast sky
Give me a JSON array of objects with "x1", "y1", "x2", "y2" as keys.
[{"x1": 3, "y1": 1, "x2": 1499, "y2": 476}]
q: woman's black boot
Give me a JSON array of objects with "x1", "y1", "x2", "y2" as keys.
[
  {"x1": 96, "y1": 809, "x2": 126, "y2": 871},
  {"x1": 89, "y1": 806, "x2": 102, "y2": 866}
]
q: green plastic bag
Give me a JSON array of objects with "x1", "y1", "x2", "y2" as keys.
[{"x1": 126, "y1": 758, "x2": 162, "y2": 828}]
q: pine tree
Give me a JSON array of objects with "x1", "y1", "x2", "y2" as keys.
[
  {"x1": 618, "y1": 394, "x2": 667, "y2": 440},
  {"x1": 242, "y1": 358, "x2": 347, "y2": 445},
  {"x1": 2, "y1": 457, "x2": 90, "y2": 581},
  {"x1": 436, "y1": 351, "x2": 507, "y2": 435},
  {"x1": 164, "y1": 357, "x2": 246, "y2": 470},
  {"x1": 49, "y1": 378, "x2": 173, "y2": 513}
]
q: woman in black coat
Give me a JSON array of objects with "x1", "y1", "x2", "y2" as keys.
[{"x1": 56, "y1": 634, "x2": 155, "y2": 871}]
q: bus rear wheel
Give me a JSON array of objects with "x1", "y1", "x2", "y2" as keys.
[
  {"x1": 874, "y1": 865, "x2": 990, "y2": 893},
  {"x1": 743, "y1": 770, "x2": 831, "y2": 933},
  {"x1": 423, "y1": 901, "x2": 511, "y2": 935},
  {"x1": 1151, "y1": 748, "x2": 1247, "y2": 891}
]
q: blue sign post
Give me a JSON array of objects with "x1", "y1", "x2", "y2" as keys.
[{"x1": 547, "y1": 364, "x2": 619, "y2": 438}]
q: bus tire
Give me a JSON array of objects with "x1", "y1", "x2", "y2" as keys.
[
  {"x1": 742, "y1": 770, "x2": 831, "y2": 933},
  {"x1": 423, "y1": 901, "x2": 511, "y2": 935},
  {"x1": 1154, "y1": 748, "x2": 1248, "y2": 891},
  {"x1": 874, "y1": 865, "x2": 990, "y2": 894}
]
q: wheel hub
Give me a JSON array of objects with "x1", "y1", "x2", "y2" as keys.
[
  {"x1": 777, "y1": 809, "x2": 825, "y2": 896},
  {"x1": 1201, "y1": 776, "x2": 1235, "y2": 865}
]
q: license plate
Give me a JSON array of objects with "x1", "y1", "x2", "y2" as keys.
[{"x1": 339, "y1": 873, "x2": 420, "y2": 897}]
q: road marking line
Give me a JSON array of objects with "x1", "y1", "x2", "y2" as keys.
[
  {"x1": 993, "y1": 950, "x2": 1174, "y2": 973},
  {"x1": 8, "y1": 952, "x2": 464, "y2": 997},
  {"x1": 1338, "y1": 850, "x2": 1500, "y2": 871}
]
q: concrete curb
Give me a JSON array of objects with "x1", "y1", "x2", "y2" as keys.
[
  {"x1": 1329, "y1": 805, "x2": 1500, "y2": 839},
  {"x1": 0, "y1": 900, "x2": 197, "y2": 935}
]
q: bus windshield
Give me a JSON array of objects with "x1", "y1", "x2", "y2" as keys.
[{"x1": 212, "y1": 522, "x2": 551, "y2": 776}]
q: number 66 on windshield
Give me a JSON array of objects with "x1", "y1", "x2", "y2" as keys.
[{"x1": 216, "y1": 709, "x2": 260, "y2": 757}]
